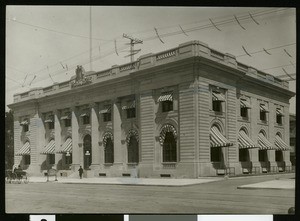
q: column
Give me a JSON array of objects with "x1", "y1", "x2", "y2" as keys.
[
  {"x1": 283, "y1": 105, "x2": 291, "y2": 168},
  {"x1": 71, "y1": 106, "x2": 80, "y2": 170},
  {"x1": 54, "y1": 110, "x2": 62, "y2": 170},
  {"x1": 113, "y1": 100, "x2": 123, "y2": 165},
  {"x1": 90, "y1": 103, "x2": 100, "y2": 168},
  {"x1": 250, "y1": 98, "x2": 260, "y2": 171},
  {"x1": 268, "y1": 102, "x2": 276, "y2": 170},
  {"x1": 29, "y1": 107, "x2": 46, "y2": 175}
]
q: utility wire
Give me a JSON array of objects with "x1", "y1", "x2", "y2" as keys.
[
  {"x1": 9, "y1": 19, "x2": 114, "y2": 42},
  {"x1": 236, "y1": 43, "x2": 295, "y2": 57},
  {"x1": 7, "y1": 8, "x2": 292, "y2": 81},
  {"x1": 6, "y1": 8, "x2": 294, "y2": 90}
]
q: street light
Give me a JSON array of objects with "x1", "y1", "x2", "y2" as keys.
[
  {"x1": 85, "y1": 150, "x2": 90, "y2": 170},
  {"x1": 66, "y1": 151, "x2": 70, "y2": 170}
]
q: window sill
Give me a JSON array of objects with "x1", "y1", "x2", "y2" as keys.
[
  {"x1": 162, "y1": 162, "x2": 177, "y2": 165},
  {"x1": 258, "y1": 120, "x2": 268, "y2": 125},
  {"x1": 104, "y1": 163, "x2": 113, "y2": 166},
  {"x1": 127, "y1": 163, "x2": 138, "y2": 166},
  {"x1": 238, "y1": 117, "x2": 250, "y2": 122}
]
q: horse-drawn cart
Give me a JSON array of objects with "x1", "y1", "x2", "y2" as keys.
[{"x1": 5, "y1": 169, "x2": 29, "y2": 184}]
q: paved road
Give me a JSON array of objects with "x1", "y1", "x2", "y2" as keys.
[{"x1": 5, "y1": 173, "x2": 294, "y2": 214}]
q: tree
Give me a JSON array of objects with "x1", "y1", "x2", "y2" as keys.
[{"x1": 5, "y1": 110, "x2": 14, "y2": 170}]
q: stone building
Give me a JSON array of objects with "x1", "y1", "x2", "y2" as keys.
[{"x1": 8, "y1": 40, "x2": 295, "y2": 178}]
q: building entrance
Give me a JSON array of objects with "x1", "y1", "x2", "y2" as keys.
[{"x1": 83, "y1": 135, "x2": 92, "y2": 169}]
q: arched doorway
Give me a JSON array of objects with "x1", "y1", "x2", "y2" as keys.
[
  {"x1": 163, "y1": 132, "x2": 177, "y2": 162},
  {"x1": 83, "y1": 134, "x2": 92, "y2": 169},
  {"x1": 128, "y1": 136, "x2": 139, "y2": 163},
  {"x1": 104, "y1": 137, "x2": 114, "y2": 164}
]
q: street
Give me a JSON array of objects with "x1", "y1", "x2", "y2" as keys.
[{"x1": 5, "y1": 173, "x2": 294, "y2": 214}]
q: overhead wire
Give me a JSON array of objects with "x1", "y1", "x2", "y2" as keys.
[{"x1": 6, "y1": 8, "x2": 294, "y2": 91}]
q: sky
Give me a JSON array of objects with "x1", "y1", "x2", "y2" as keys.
[{"x1": 6, "y1": 6, "x2": 296, "y2": 113}]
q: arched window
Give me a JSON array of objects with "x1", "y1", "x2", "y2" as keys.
[
  {"x1": 163, "y1": 132, "x2": 177, "y2": 162},
  {"x1": 128, "y1": 136, "x2": 139, "y2": 163},
  {"x1": 159, "y1": 124, "x2": 177, "y2": 163},
  {"x1": 104, "y1": 138, "x2": 114, "y2": 164},
  {"x1": 83, "y1": 135, "x2": 92, "y2": 169}
]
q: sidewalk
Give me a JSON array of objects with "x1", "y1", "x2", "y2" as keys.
[
  {"x1": 27, "y1": 176, "x2": 224, "y2": 186},
  {"x1": 237, "y1": 178, "x2": 295, "y2": 190}
]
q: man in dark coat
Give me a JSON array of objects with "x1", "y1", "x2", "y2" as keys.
[{"x1": 78, "y1": 166, "x2": 83, "y2": 179}]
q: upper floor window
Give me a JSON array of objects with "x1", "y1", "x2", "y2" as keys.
[
  {"x1": 126, "y1": 108, "x2": 136, "y2": 119},
  {"x1": 212, "y1": 91, "x2": 225, "y2": 112},
  {"x1": 240, "y1": 98, "x2": 251, "y2": 118},
  {"x1": 122, "y1": 100, "x2": 136, "y2": 119},
  {"x1": 80, "y1": 109, "x2": 90, "y2": 125},
  {"x1": 276, "y1": 108, "x2": 283, "y2": 125},
  {"x1": 65, "y1": 119, "x2": 71, "y2": 127},
  {"x1": 61, "y1": 112, "x2": 71, "y2": 127},
  {"x1": 20, "y1": 119, "x2": 29, "y2": 132},
  {"x1": 83, "y1": 115, "x2": 90, "y2": 125},
  {"x1": 158, "y1": 91, "x2": 173, "y2": 112},
  {"x1": 44, "y1": 115, "x2": 54, "y2": 129},
  {"x1": 100, "y1": 105, "x2": 112, "y2": 122},
  {"x1": 259, "y1": 103, "x2": 269, "y2": 122}
]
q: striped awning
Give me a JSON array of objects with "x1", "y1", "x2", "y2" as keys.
[
  {"x1": 99, "y1": 106, "x2": 112, "y2": 114},
  {"x1": 159, "y1": 124, "x2": 177, "y2": 146},
  {"x1": 20, "y1": 120, "x2": 29, "y2": 126},
  {"x1": 57, "y1": 138, "x2": 72, "y2": 153},
  {"x1": 240, "y1": 99, "x2": 251, "y2": 109},
  {"x1": 80, "y1": 113, "x2": 89, "y2": 117},
  {"x1": 238, "y1": 130, "x2": 258, "y2": 149},
  {"x1": 103, "y1": 132, "x2": 114, "y2": 146},
  {"x1": 210, "y1": 126, "x2": 233, "y2": 147},
  {"x1": 258, "y1": 133, "x2": 275, "y2": 150},
  {"x1": 16, "y1": 142, "x2": 30, "y2": 156},
  {"x1": 41, "y1": 140, "x2": 56, "y2": 154},
  {"x1": 44, "y1": 115, "x2": 54, "y2": 123},
  {"x1": 122, "y1": 100, "x2": 136, "y2": 110},
  {"x1": 275, "y1": 135, "x2": 290, "y2": 151},
  {"x1": 276, "y1": 108, "x2": 284, "y2": 116},
  {"x1": 126, "y1": 129, "x2": 139, "y2": 145},
  {"x1": 158, "y1": 91, "x2": 173, "y2": 102},
  {"x1": 260, "y1": 104, "x2": 269, "y2": 112},
  {"x1": 212, "y1": 92, "x2": 225, "y2": 102},
  {"x1": 60, "y1": 113, "x2": 71, "y2": 120}
]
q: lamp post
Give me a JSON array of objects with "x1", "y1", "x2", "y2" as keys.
[
  {"x1": 85, "y1": 150, "x2": 90, "y2": 170},
  {"x1": 66, "y1": 151, "x2": 70, "y2": 170}
]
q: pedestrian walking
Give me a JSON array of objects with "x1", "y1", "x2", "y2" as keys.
[{"x1": 78, "y1": 166, "x2": 83, "y2": 179}]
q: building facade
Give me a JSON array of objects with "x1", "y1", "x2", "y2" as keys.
[{"x1": 8, "y1": 40, "x2": 295, "y2": 178}]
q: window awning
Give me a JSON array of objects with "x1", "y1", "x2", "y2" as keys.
[
  {"x1": 238, "y1": 130, "x2": 258, "y2": 149},
  {"x1": 99, "y1": 106, "x2": 112, "y2": 114},
  {"x1": 158, "y1": 91, "x2": 173, "y2": 102},
  {"x1": 80, "y1": 113, "x2": 89, "y2": 117},
  {"x1": 122, "y1": 100, "x2": 136, "y2": 110},
  {"x1": 276, "y1": 108, "x2": 284, "y2": 116},
  {"x1": 275, "y1": 135, "x2": 290, "y2": 151},
  {"x1": 57, "y1": 138, "x2": 72, "y2": 153},
  {"x1": 41, "y1": 140, "x2": 56, "y2": 154},
  {"x1": 260, "y1": 104, "x2": 269, "y2": 112},
  {"x1": 258, "y1": 133, "x2": 275, "y2": 150},
  {"x1": 60, "y1": 113, "x2": 71, "y2": 120},
  {"x1": 16, "y1": 142, "x2": 30, "y2": 156},
  {"x1": 210, "y1": 126, "x2": 233, "y2": 147},
  {"x1": 212, "y1": 92, "x2": 225, "y2": 102},
  {"x1": 240, "y1": 99, "x2": 251, "y2": 109},
  {"x1": 20, "y1": 120, "x2": 28, "y2": 126}
]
